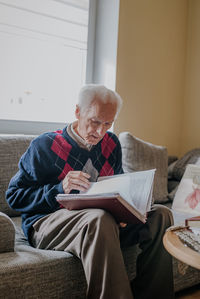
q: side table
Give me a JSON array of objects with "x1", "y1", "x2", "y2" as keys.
[{"x1": 163, "y1": 227, "x2": 200, "y2": 270}]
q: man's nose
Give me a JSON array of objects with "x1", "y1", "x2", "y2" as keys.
[{"x1": 96, "y1": 124, "x2": 105, "y2": 135}]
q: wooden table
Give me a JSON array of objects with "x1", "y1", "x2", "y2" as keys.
[{"x1": 163, "y1": 229, "x2": 200, "y2": 270}]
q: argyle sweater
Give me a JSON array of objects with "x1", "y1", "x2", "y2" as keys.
[{"x1": 6, "y1": 126, "x2": 123, "y2": 242}]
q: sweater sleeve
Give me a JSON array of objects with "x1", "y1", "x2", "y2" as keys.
[{"x1": 6, "y1": 136, "x2": 63, "y2": 214}]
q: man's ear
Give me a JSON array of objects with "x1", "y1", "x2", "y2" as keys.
[{"x1": 75, "y1": 105, "x2": 80, "y2": 119}]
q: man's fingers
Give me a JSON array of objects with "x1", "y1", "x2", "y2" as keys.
[
  {"x1": 68, "y1": 171, "x2": 90, "y2": 182},
  {"x1": 68, "y1": 177, "x2": 90, "y2": 189},
  {"x1": 69, "y1": 171, "x2": 90, "y2": 178},
  {"x1": 119, "y1": 223, "x2": 127, "y2": 228},
  {"x1": 66, "y1": 183, "x2": 89, "y2": 193},
  {"x1": 68, "y1": 171, "x2": 91, "y2": 188},
  {"x1": 62, "y1": 171, "x2": 91, "y2": 194}
]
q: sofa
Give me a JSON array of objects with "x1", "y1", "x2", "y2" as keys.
[{"x1": 0, "y1": 132, "x2": 200, "y2": 299}]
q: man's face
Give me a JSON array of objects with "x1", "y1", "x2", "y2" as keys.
[{"x1": 75, "y1": 99, "x2": 117, "y2": 145}]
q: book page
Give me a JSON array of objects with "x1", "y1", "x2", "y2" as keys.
[
  {"x1": 126, "y1": 170, "x2": 155, "y2": 214},
  {"x1": 172, "y1": 164, "x2": 200, "y2": 215},
  {"x1": 86, "y1": 175, "x2": 129, "y2": 197},
  {"x1": 86, "y1": 169, "x2": 155, "y2": 215}
]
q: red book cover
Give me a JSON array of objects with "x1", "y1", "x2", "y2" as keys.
[{"x1": 57, "y1": 194, "x2": 146, "y2": 225}]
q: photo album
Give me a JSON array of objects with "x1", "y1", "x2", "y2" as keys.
[{"x1": 56, "y1": 169, "x2": 156, "y2": 224}]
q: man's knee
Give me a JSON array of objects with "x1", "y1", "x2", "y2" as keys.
[
  {"x1": 86, "y1": 209, "x2": 119, "y2": 240},
  {"x1": 89, "y1": 209, "x2": 118, "y2": 228},
  {"x1": 147, "y1": 205, "x2": 174, "y2": 240},
  {"x1": 151, "y1": 204, "x2": 173, "y2": 226}
]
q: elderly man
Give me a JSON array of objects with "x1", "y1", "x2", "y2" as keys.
[{"x1": 6, "y1": 84, "x2": 174, "y2": 299}]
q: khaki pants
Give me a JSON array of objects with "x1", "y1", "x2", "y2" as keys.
[{"x1": 31, "y1": 205, "x2": 174, "y2": 299}]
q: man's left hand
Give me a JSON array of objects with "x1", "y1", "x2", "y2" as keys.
[{"x1": 119, "y1": 223, "x2": 127, "y2": 228}]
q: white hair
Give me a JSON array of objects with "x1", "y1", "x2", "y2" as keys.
[{"x1": 78, "y1": 84, "x2": 123, "y2": 117}]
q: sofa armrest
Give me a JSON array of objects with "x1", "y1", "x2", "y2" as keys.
[{"x1": 0, "y1": 212, "x2": 15, "y2": 253}]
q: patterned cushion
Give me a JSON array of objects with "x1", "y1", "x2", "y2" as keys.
[
  {"x1": 0, "y1": 135, "x2": 35, "y2": 216},
  {"x1": 119, "y1": 132, "x2": 168, "y2": 203}
]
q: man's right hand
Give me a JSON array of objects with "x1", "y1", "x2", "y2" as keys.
[{"x1": 62, "y1": 171, "x2": 91, "y2": 194}]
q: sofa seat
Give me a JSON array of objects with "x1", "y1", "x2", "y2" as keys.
[
  {"x1": 0, "y1": 215, "x2": 140, "y2": 299},
  {"x1": 0, "y1": 216, "x2": 86, "y2": 298},
  {"x1": 1, "y1": 210, "x2": 200, "y2": 299}
]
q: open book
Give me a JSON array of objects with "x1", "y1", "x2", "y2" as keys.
[
  {"x1": 172, "y1": 164, "x2": 200, "y2": 217},
  {"x1": 56, "y1": 169, "x2": 155, "y2": 224}
]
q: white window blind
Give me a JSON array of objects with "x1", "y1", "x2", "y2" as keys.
[{"x1": 0, "y1": 0, "x2": 89, "y2": 123}]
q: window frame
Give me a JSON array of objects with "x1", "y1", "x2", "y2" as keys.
[{"x1": 0, "y1": 0, "x2": 120, "y2": 135}]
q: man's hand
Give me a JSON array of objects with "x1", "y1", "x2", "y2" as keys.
[
  {"x1": 119, "y1": 223, "x2": 127, "y2": 228},
  {"x1": 62, "y1": 171, "x2": 91, "y2": 194}
]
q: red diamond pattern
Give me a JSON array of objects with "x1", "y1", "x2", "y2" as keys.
[
  {"x1": 54, "y1": 129, "x2": 63, "y2": 134},
  {"x1": 99, "y1": 161, "x2": 114, "y2": 177},
  {"x1": 51, "y1": 135, "x2": 72, "y2": 161},
  {"x1": 101, "y1": 133, "x2": 116, "y2": 159},
  {"x1": 58, "y1": 163, "x2": 73, "y2": 181}
]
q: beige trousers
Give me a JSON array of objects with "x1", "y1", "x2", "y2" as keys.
[{"x1": 31, "y1": 205, "x2": 174, "y2": 299}]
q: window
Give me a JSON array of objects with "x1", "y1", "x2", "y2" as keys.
[{"x1": 0, "y1": 0, "x2": 90, "y2": 124}]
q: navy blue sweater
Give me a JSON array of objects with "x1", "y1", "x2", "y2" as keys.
[{"x1": 6, "y1": 127, "x2": 123, "y2": 243}]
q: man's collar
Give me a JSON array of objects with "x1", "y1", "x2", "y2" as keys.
[{"x1": 67, "y1": 122, "x2": 93, "y2": 151}]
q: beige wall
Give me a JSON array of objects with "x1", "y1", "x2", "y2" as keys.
[
  {"x1": 181, "y1": 0, "x2": 200, "y2": 155},
  {"x1": 114, "y1": 0, "x2": 188, "y2": 156}
]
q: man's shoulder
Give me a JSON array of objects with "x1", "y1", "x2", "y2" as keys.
[{"x1": 31, "y1": 128, "x2": 68, "y2": 151}]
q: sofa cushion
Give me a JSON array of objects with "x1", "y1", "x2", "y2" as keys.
[
  {"x1": 0, "y1": 134, "x2": 35, "y2": 217},
  {"x1": 119, "y1": 132, "x2": 168, "y2": 203},
  {"x1": 0, "y1": 216, "x2": 138, "y2": 299},
  {"x1": 169, "y1": 148, "x2": 200, "y2": 181},
  {"x1": 0, "y1": 212, "x2": 15, "y2": 253}
]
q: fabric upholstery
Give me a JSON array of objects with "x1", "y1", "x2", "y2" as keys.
[
  {"x1": 168, "y1": 180, "x2": 179, "y2": 194},
  {"x1": 1, "y1": 213, "x2": 198, "y2": 298},
  {"x1": 0, "y1": 135, "x2": 35, "y2": 216},
  {"x1": 168, "y1": 155, "x2": 178, "y2": 166},
  {"x1": 168, "y1": 184, "x2": 179, "y2": 202},
  {"x1": 168, "y1": 148, "x2": 200, "y2": 181},
  {"x1": 119, "y1": 132, "x2": 168, "y2": 203},
  {"x1": 0, "y1": 212, "x2": 15, "y2": 253},
  {"x1": 0, "y1": 216, "x2": 138, "y2": 299}
]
